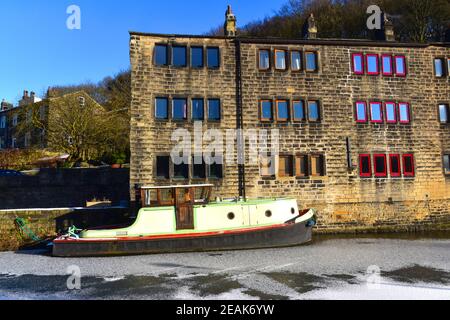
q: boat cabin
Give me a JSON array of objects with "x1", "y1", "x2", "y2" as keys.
[{"x1": 137, "y1": 184, "x2": 214, "y2": 230}]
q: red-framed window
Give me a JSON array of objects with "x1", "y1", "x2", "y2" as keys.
[
  {"x1": 366, "y1": 54, "x2": 379, "y2": 75},
  {"x1": 355, "y1": 101, "x2": 368, "y2": 123},
  {"x1": 359, "y1": 154, "x2": 372, "y2": 177},
  {"x1": 374, "y1": 154, "x2": 387, "y2": 177},
  {"x1": 398, "y1": 102, "x2": 411, "y2": 124},
  {"x1": 370, "y1": 102, "x2": 383, "y2": 123},
  {"x1": 352, "y1": 53, "x2": 364, "y2": 75},
  {"x1": 381, "y1": 54, "x2": 393, "y2": 76},
  {"x1": 394, "y1": 55, "x2": 407, "y2": 77},
  {"x1": 389, "y1": 154, "x2": 401, "y2": 177},
  {"x1": 385, "y1": 102, "x2": 397, "y2": 123},
  {"x1": 402, "y1": 154, "x2": 415, "y2": 177}
]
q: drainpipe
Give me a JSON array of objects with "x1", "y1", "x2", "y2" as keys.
[{"x1": 234, "y1": 38, "x2": 246, "y2": 200}]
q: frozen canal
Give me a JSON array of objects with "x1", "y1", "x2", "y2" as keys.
[{"x1": 0, "y1": 234, "x2": 449, "y2": 300}]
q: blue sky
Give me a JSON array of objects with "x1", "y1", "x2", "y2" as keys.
[{"x1": 0, "y1": 0, "x2": 286, "y2": 104}]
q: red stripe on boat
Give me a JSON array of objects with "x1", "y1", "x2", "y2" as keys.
[{"x1": 54, "y1": 222, "x2": 293, "y2": 244}]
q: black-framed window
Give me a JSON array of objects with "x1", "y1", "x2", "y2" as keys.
[
  {"x1": 172, "y1": 46, "x2": 187, "y2": 67},
  {"x1": 174, "y1": 161, "x2": 189, "y2": 179},
  {"x1": 291, "y1": 51, "x2": 302, "y2": 71},
  {"x1": 443, "y1": 154, "x2": 450, "y2": 175},
  {"x1": 274, "y1": 50, "x2": 287, "y2": 70},
  {"x1": 208, "y1": 157, "x2": 223, "y2": 179},
  {"x1": 156, "y1": 156, "x2": 170, "y2": 179},
  {"x1": 155, "y1": 97, "x2": 169, "y2": 120},
  {"x1": 208, "y1": 99, "x2": 221, "y2": 121},
  {"x1": 295, "y1": 155, "x2": 309, "y2": 177},
  {"x1": 308, "y1": 101, "x2": 320, "y2": 122},
  {"x1": 310, "y1": 155, "x2": 326, "y2": 177},
  {"x1": 191, "y1": 98, "x2": 204, "y2": 121},
  {"x1": 278, "y1": 155, "x2": 294, "y2": 177},
  {"x1": 434, "y1": 58, "x2": 446, "y2": 77},
  {"x1": 192, "y1": 156, "x2": 206, "y2": 179},
  {"x1": 276, "y1": 100, "x2": 289, "y2": 121},
  {"x1": 305, "y1": 52, "x2": 318, "y2": 72},
  {"x1": 191, "y1": 47, "x2": 204, "y2": 68},
  {"x1": 293, "y1": 100, "x2": 305, "y2": 121},
  {"x1": 154, "y1": 44, "x2": 168, "y2": 66},
  {"x1": 439, "y1": 104, "x2": 449, "y2": 123},
  {"x1": 172, "y1": 98, "x2": 187, "y2": 120},
  {"x1": 207, "y1": 47, "x2": 220, "y2": 69},
  {"x1": 259, "y1": 50, "x2": 270, "y2": 70}
]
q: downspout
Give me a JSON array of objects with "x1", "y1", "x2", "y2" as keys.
[{"x1": 234, "y1": 38, "x2": 246, "y2": 200}]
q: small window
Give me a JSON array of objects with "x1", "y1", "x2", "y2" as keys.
[
  {"x1": 192, "y1": 156, "x2": 206, "y2": 179},
  {"x1": 174, "y1": 162, "x2": 189, "y2": 180},
  {"x1": 394, "y1": 56, "x2": 406, "y2": 76},
  {"x1": 360, "y1": 154, "x2": 372, "y2": 177},
  {"x1": 398, "y1": 103, "x2": 410, "y2": 124},
  {"x1": 278, "y1": 155, "x2": 294, "y2": 177},
  {"x1": 276, "y1": 100, "x2": 289, "y2": 122},
  {"x1": 155, "y1": 98, "x2": 169, "y2": 120},
  {"x1": 389, "y1": 154, "x2": 401, "y2": 177},
  {"x1": 293, "y1": 100, "x2": 305, "y2": 121},
  {"x1": 308, "y1": 101, "x2": 320, "y2": 122},
  {"x1": 208, "y1": 99, "x2": 221, "y2": 121},
  {"x1": 78, "y1": 96, "x2": 86, "y2": 107},
  {"x1": 382, "y1": 55, "x2": 393, "y2": 76},
  {"x1": 366, "y1": 54, "x2": 379, "y2": 75},
  {"x1": 207, "y1": 47, "x2": 220, "y2": 69},
  {"x1": 275, "y1": 50, "x2": 287, "y2": 70},
  {"x1": 191, "y1": 99, "x2": 204, "y2": 121},
  {"x1": 261, "y1": 155, "x2": 275, "y2": 177},
  {"x1": 154, "y1": 44, "x2": 168, "y2": 66},
  {"x1": 172, "y1": 98, "x2": 187, "y2": 120},
  {"x1": 209, "y1": 157, "x2": 223, "y2": 179},
  {"x1": 443, "y1": 154, "x2": 450, "y2": 175},
  {"x1": 370, "y1": 102, "x2": 383, "y2": 123},
  {"x1": 352, "y1": 53, "x2": 364, "y2": 75},
  {"x1": 259, "y1": 50, "x2": 270, "y2": 70},
  {"x1": 0, "y1": 116, "x2": 6, "y2": 129},
  {"x1": 295, "y1": 155, "x2": 309, "y2": 177},
  {"x1": 172, "y1": 46, "x2": 187, "y2": 67},
  {"x1": 260, "y1": 100, "x2": 273, "y2": 122},
  {"x1": 374, "y1": 154, "x2": 387, "y2": 177},
  {"x1": 434, "y1": 58, "x2": 445, "y2": 77},
  {"x1": 291, "y1": 51, "x2": 302, "y2": 71},
  {"x1": 385, "y1": 102, "x2": 397, "y2": 123},
  {"x1": 402, "y1": 154, "x2": 415, "y2": 177},
  {"x1": 156, "y1": 156, "x2": 170, "y2": 179},
  {"x1": 26, "y1": 109, "x2": 33, "y2": 123},
  {"x1": 310, "y1": 155, "x2": 325, "y2": 177},
  {"x1": 12, "y1": 115, "x2": 18, "y2": 127},
  {"x1": 39, "y1": 105, "x2": 46, "y2": 120},
  {"x1": 439, "y1": 104, "x2": 449, "y2": 124},
  {"x1": 191, "y1": 47, "x2": 204, "y2": 68},
  {"x1": 355, "y1": 101, "x2": 367, "y2": 123},
  {"x1": 305, "y1": 52, "x2": 318, "y2": 72}
]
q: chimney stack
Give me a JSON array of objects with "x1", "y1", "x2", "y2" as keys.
[
  {"x1": 384, "y1": 15, "x2": 395, "y2": 42},
  {"x1": 23, "y1": 90, "x2": 29, "y2": 99},
  {"x1": 30, "y1": 91, "x2": 35, "y2": 99},
  {"x1": 224, "y1": 5, "x2": 237, "y2": 37},
  {"x1": 303, "y1": 14, "x2": 318, "y2": 39}
]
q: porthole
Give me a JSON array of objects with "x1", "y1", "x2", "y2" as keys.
[
  {"x1": 265, "y1": 210, "x2": 272, "y2": 218},
  {"x1": 291, "y1": 208, "x2": 296, "y2": 214},
  {"x1": 228, "y1": 212, "x2": 235, "y2": 220}
]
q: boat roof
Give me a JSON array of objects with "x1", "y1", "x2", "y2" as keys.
[{"x1": 141, "y1": 184, "x2": 214, "y2": 190}]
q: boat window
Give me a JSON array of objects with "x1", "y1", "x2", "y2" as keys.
[
  {"x1": 158, "y1": 188, "x2": 174, "y2": 206},
  {"x1": 143, "y1": 189, "x2": 158, "y2": 207}
]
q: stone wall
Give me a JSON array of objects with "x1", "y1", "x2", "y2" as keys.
[
  {"x1": 0, "y1": 207, "x2": 131, "y2": 251},
  {"x1": 0, "y1": 168, "x2": 130, "y2": 210},
  {"x1": 129, "y1": 33, "x2": 450, "y2": 233}
]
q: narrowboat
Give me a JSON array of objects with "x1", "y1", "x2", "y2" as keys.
[{"x1": 53, "y1": 184, "x2": 316, "y2": 257}]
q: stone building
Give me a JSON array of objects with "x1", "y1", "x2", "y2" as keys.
[
  {"x1": 129, "y1": 7, "x2": 450, "y2": 232},
  {"x1": 0, "y1": 90, "x2": 99, "y2": 150}
]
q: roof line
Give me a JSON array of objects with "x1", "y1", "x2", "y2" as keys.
[{"x1": 129, "y1": 31, "x2": 450, "y2": 48}]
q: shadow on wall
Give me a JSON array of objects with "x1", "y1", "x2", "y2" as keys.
[{"x1": 0, "y1": 168, "x2": 130, "y2": 210}]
